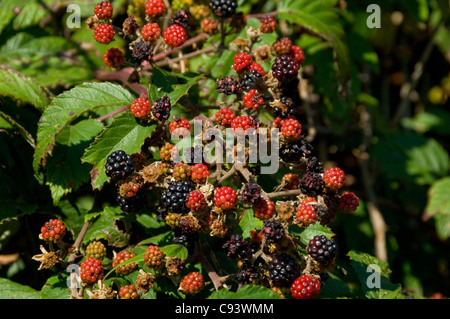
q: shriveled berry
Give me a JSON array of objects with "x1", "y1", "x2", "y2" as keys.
[
  {"x1": 223, "y1": 234, "x2": 249, "y2": 260},
  {"x1": 152, "y1": 95, "x2": 171, "y2": 121},
  {"x1": 216, "y1": 76, "x2": 241, "y2": 96},
  {"x1": 262, "y1": 219, "x2": 285, "y2": 243}
]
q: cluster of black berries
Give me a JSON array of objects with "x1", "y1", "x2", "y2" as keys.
[
  {"x1": 240, "y1": 70, "x2": 265, "y2": 92},
  {"x1": 307, "y1": 235, "x2": 337, "y2": 265},
  {"x1": 152, "y1": 95, "x2": 171, "y2": 121},
  {"x1": 216, "y1": 75, "x2": 242, "y2": 95},
  {"x1": 222, "y1": 234, "x2": 249, "y2": 259},
  {"x1": 209, "y1": 0, "x2": 238, "y2": 18},
  {"x1": 263, "y1": 219, "x2": 285, "y2": 243},
  {"x1": 279, "y1": 138, "x2": 314, "y2": 163},
  {"x1": 160, "y1": 181, "x2": 195, "y2": 214},
  {"x1": 269, "y1": 253, "x2": 301, "y2": 287},
  {"x1": 240, "y1": 182, "x2": 262, "y2": 204}
]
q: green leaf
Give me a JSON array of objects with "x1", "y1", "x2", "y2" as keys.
[
  {"x1": 34, "y1": 82, "x2": 134, "y2": 174},
  {"x1": 45, "y1": 119, "x2": 104, "y2": 204},
  {"x1": 136, "y1": 213, "x2": 164, "y2": 229},
  {"x1": 208, "y1": 285, "x2": 281, "y2": 299},
  {"x1": 138, "y1": 231, "x2": 174, "y2": 246},
  {"x1": 238, "y1": 209, "x2": 263, "y2": 239},
  {"x1": 371, "y1": 133, "x2": 449, "y2": 185},
  {"x1": 298, "y1": 223, "x2": 335, "y2": 246},
  {"x1": 347, "y1": 250, "x2": 403, "y2": 299},
  {"x1": 0, "y1": 200, "x2": 37, "y2": 220},
  {"x1": 0, "y1": 111, "x2": 35, "y2": 147},
  {"x1": 148, "y1": 66, "x2": 203, "y2": 104},
  {"x1": 0, "y1": 67, "x2": 49, "y2": 111},
  {"x1": 82, "y1": 206, "x2": 130, "y2": 248},
  {"x1": 277, "y1": 0, "x2": 350, "y2": 88},
  {"x1": 12, "y1": 0, "x2": 48, "y2": 30},
  {"x1": 81, "y1": 112, "x2": 157, "y2": 189},
  {"x1": 425, "y1": 177, "x2": 450, "y2": 240},
  {"x1": 160, "y1": 244, "x2": 188, "y2": 260},
  {"x1": 0, "y1": 0, "x2": 18, "y2": 35},
  {"x1": 0, "y1": 217, "x2": 20, "y2": 251},
  {"x1": 0, "y1": 278, "x2": 39, "y2": 299},
  {"x1": 39, "y1": 272, "x2": 71, "y2": 299}
]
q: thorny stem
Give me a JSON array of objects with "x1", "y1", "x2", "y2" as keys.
[{"x1": 195, "y1": 239, "x2": 225, "y2": 291}]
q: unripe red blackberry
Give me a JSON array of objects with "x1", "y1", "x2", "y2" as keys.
[
  {"x1": 232, "y1": 52, "x2": 253, "y2": 73},
  {"x1": 269, "y1": 253, "x2": 301, "y2": 287},
  {"x1": 105, "y1": 150, "x2": 134, "y2": 182},
  {"x1": 272, "y1": 38, "x2": 292, "y2": 56},
  {"x1": 300, "y1": 171, "x2": 325, "y2": 197},
  {"x1": 141, "y1": 22, "x2": 161, "y2": 41},
  {"x1": 271, "y1": 54, "x2": 300, "y2": 84},
  {"x1": 85, "y1": 241, "x2": 107, "y2": 260},
  {"x1": 163, "y1": 24, "x2": 188, "y2": 48},
  {"x1": 94, "y1": 24, "x2": 114, "y2": 44},
  {"x1": 216, "y1": 76, "x2": 242, "y2": 96},
  {"x1": 94, "y1": 1, "x2": 113, "y2": 20},
  {"x1": 243, "y1": 89, "x2": 264, "y2": 110},
  {"x1": 282, "y1": 173, "x2": 300, "y2": 190},
  {"x1": 190, "y1": 163, "x2": 210, "y2": 184},
  {"x1": 40, "y1": 219, "x2": 66, "y2": 243},
  {"x1": 253, "y1": 199, "x2": 275, "y2": 220},
  {"x1": 130, "y1": 97, "x2": 152, "y2": 120},
  {"x1": 290, "y1": 45, "x2": 305, "y2": 64},
  {"x1": 323, "y1": 167, "x2": 345, "y2": 190},
  {"x1": 222, "y1": 234, "x2": 249, "y2": 260},
  {"x1": 209, "y1": 0, "x2": 237, "y2": 18},
  {"x1": 80, "y1": 258, "x2": 104, "y2": 284},
  {"x1": 307, "y1": 235, "x2": 337, "y2": 264},
  {"x1": 213, "y1": 186, "x2": 237, "y2": 210},
  {"x1": 231, "y1": 115, "x2": 256, "y2": 133},
  {"x1": 215, "y1": 107, "x2": 236, "y2": 126},
  {"x1": 144, "y1": 245, "x2": 165, "y2": 268},
  {"x1": 280, "y1": 118, "x2": 302, "y2": 141},
  {"x1": 296, "y1": 204, "x2": 318, "y2": 226},
  {"x1": 290, "y1": 274, "x2": 321, "y2": 299},
  {"x1": 201, "y1": 17, "x2": 219, "y2": 35},
  {"x1": 180, "y1": 271, "x2": 205, "y2": 294},
  {"x1": 119, "y1": 285, "x2": 139, "y2": 299},
  {"x1": 145, "y1": 0, "x2": 166, "y2": 18},
  {"x1": 339, "y1": 191, "x2": 359, "y2": 213},
  {"x1": 152, "y1": 95, "x2": 171, "y2": 121},
  {"x1": 262, "y1": 219, "x2": 285, "y2": 243},
  {"x1": 173, "y1": 162, "x2": 191, "y2": 181},
  {"x1": 103, "y1": 48, "x2": 124, "y2": 68},
  {"x1": 169, "y1": 116, "x2": 191, "y2": 135},
  {"x1": 259, "y1": 16, "x2": 276, "y2": 33},
  {"x1": 113, "y1": 250, "x2": 137, "y2": 275},
  {"x1": 186, "y1": 190, "x2": 206, "y2": 212}
]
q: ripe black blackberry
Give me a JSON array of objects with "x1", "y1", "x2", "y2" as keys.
[
  {"x1": 307, "y1": 156, "x2": 324, "y2": 173},
  {"x1": 171, "y1": 10, "x2": 190, "y2": 28},
  {"x1": 300, "y1": 171, "x2": 325, "y2": 197},
  {"x1": 307, "y1": 235, "x2": 337, "y2": 264},
  {"x1": 160, "y1": 181, "x2": 195, "y2": 214},
  {"x1": 238, "y1": 261, "x2": 259, "y2": 285},
  {"x1": 262, "y1": 219, "x2": 285, "y2": 243},
  {"x1": 216, "y1": 75, "x2": 242, "y2": 95},
  {"x1": 240, "y1": 182, "x2": 262, "y2": 204},
  {"x1": 222, "y1": 234, "x2": 249, "y2": 260},
  {"x1": 279, "y1": 138, "x2": 315, "y2": 163},
  {"x1": 105, "y1": 150, "x2": 135, "y2": 182},
  {"x1": 152, "y1": 95, "x2": 171, "y2": 121},
  {"x1": 240, "y1": 70, "x2": 264, "y2": 92},
  {"x1": 117, "y1": 189, "x2": 146, "y2": 213},
  {"x1": 269, "y1": 254, "x2": 301, "y2": 287},
  {"x1": 209, "y1": 0, "x2": 237, "y2": 18},
  {"x1": 132, "y1": 41, "x2": 154, "y2": 64},
  {"x1": 271, "y1": 54, "x2": 300, "y2": 84}
]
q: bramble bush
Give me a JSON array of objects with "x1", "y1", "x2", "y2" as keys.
[{"x1": 0, "y1": 0, "x2": 448, "y2": 300}]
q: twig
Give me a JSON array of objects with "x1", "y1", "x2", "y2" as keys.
[
  {"x1": 246, "y1": 11, "x2": 278, "y2": 19},
  {"x1": 96, "y1": 105, "x2": 130, "y2": 122},
  {"x1": 267, "y1": 189, "x2": 302, "y2": 199},
  {"x1": 195, "y1": 239, "x2": 224, "y2": 291},
  {"x1": 151, "y1": 33, "x2": 208, "y2": 62},
  {"x1": 154, "y1": 46, "x2": 216, "y2": 68}
]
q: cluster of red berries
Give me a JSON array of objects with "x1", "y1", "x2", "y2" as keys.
[{"x1": 40, "y1": 219, "x2": 66, "y2": 243}]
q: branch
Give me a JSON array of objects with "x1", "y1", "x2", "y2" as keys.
[
  {"x1": 96, "y1": 105, "x2": 130, "y2": 122},
  {"x1": 267, "y1": 189, "x2": 302, "y2": 199},
  {"x1": 94, "y1": 68, "x2": 148, "y2": 98},
  {"x1": 151, "y1": 32, "x2": 208, "y2": 62},
  {"x1": 195, "y1": 239, "x2": 225, "y2": 291}
]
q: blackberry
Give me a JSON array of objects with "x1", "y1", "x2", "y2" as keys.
[
  {"x1": 262, "y1": 219, "x2": 285, "y2": 243},
  {"x1": 300, "y1": 171, "x2": 325, "y2": 197},
  {"x1": 240, "y1": 182, "x2": 261, "y2": 205},
  {"x1": 238, "y1": 261, "x2": 259, "y2": 284},
  {"x1": 152, "y1": 95, "x2": 171, "y2": 121},
  {"x1": 307, "y1": 235, "x2": 337, "y2": 264},
  {"x1": 269, "y1": 254, "x2": 301, "y2": 287},
  {"x1": 240, "y1": 70, "x2": 264, "y2": 92},
  {"x1": 279, "y1": 139, "x2": 314, "y2": 163},
  {"x1": 307, "y1": 156, "x2": 324, "y2": 173},
  {"x1": 209, "y1": 0, "x2": 237, "y2": 18},
  {"x1": 123, "y1": 15, "x2": 139, "y2": 36},
  {"x1": 105, "y1": 150, "x2": 134, "y2": 182},
  {"x1": 132, "y1": 41, "x2": 154, "y2": 65},
  {"x1": 117, "y1": 189, "x2": 146, "y2": 213},
  {"x1": 222, "y1": 234, "x2": 249, "y2": 260},
  {"x1": 160, "y1": 181, "x2": 195, "y2": 214},
  {"x1": 271, "y1": 54, "x2": 300, "y2": 84},
  {"x1": 184, "y1": 145, "x2": 209, "y2": 166},
  {"x1": 216, "y1": 75, "x2": 242, "y2": 95},
  {"x1": 171, "y1": 10, "x2": 190, "y2": 28}
]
